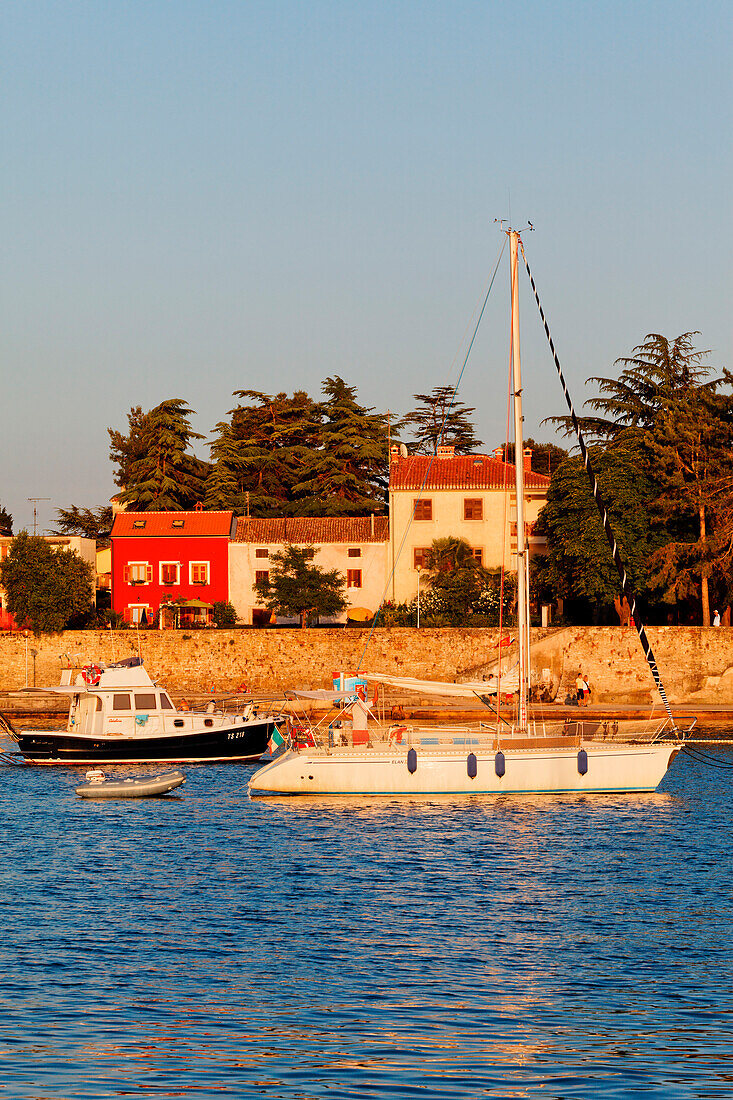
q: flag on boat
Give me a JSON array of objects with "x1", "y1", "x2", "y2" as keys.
[
  {"x1": 494, "y1": 635, "x2": 514, "y2": 648},
  {"x1": 267, "y1": 726, "x2": 286, "y2": 754}
]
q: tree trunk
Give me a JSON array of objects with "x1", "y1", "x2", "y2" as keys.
[{"x1": 700, "y1": 503, "x2": 710, "y2": 627}]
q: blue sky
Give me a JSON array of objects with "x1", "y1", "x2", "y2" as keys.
[{"x1": 2, "y1": 1, "x2": 731, "y2": 532}]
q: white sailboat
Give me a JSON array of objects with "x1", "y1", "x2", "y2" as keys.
[{"x1": 249, "y1": 229, "x2": 692, "y2": 796}]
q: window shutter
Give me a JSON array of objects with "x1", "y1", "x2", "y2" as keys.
[
  {"x1": 124, "y1": 565, "x2": 130, "y2": 583},
  {"x1": 146, "y1": 565, "x2": 153, "y2": 584},
  {"x1": 123, "y1": 608, "x2": 131, "y2": 623}
]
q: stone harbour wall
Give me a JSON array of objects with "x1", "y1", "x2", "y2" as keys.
[{"x1": 1, "y1": 626, "x2": 733, "y2": 705}]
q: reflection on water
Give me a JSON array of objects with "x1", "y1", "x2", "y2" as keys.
[{"x1": 0, "y1": 751, "x2": 732, "y2": 1097}]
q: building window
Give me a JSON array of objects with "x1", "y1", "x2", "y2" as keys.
[
  {"x1": 255, "y1": 570, "x2": 269, "y2": 584},
  {"x1": 413, "y1": 498, "x2": 432, "y2": 520},
  {"x1": 255, "y1": 548, "x2": 269, "y2": 558},
  {"x1": 413, "y1": 547, "x2": 430, "y2": 570},
  {"x1": 347, "y1": 569, "x2": 362, "y2": 588},
  {"x1": 125, "y1": 562, "x2": 152, "y2": 584},
  {"x1": 348, "y1": 548, "x2": 361, "y2": 558},
  {"x1": 470, "y1": 548, "x2": 484, "y2": 565},
  {"x1": 190, "y1": 562, "x2": 210, "y2": 585},
  {"x1": 132, "y1": 520, "x2": 146, "y2": 529},
  {"x1": 464, "y1": 498, "x2": 483, "y2": 520},
  {"x1": 160, "y1": 562, "x2": 180, "y2": 585},
  {"x1": 126, "y1": 605, "x2": 151, "y2": 625},
  {"x1": 171, "y1": 519, "x2": 185, "y2": 529}
]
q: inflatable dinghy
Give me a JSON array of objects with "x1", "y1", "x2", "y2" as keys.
[{"x1": 75, "y1": 769, "x2": 186, "y2": 799}]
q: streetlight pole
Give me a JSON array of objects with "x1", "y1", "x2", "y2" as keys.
[
  {"x1": 416, "y1": 565, "x2": 421, "y2": 629},
  {"x1": 23, "y1": 630, "x2": 29, "y2": 687}
]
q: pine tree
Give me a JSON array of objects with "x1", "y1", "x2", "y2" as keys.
[
  {"x1": 292, "y1": 377, "x2": 388, "y2": 515},
  {"x1": 400, "y1": 385, "x2": 482, "y2": 454},
  {"x1": 118, "y1": 399, "x2": 208, "y2": 511},
  {"x1": 54, "y1": 505, "x2": 113, "y2": 541},
  {"x1": 205, "y1": 390, "x2": 321, "y2": 515},
  {"x1": 108, "y1": 406, "x2": 151, "y2": 490}
]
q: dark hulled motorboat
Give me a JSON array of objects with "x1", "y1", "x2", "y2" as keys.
[{"x1": 13, "y1": 657, "x2": 282, "y2": 765}]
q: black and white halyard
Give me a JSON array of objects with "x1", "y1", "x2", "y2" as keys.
[
  {"x1": 248, "y1": 229, "x2": 694, "y2": 798},
  {"x1": 12, "y1": 657, "x2": 282, "y2": 765}
]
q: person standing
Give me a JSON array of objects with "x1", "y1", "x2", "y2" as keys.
[{"x1": 714, "y1": 609, "x2": 721, "y2": 627}]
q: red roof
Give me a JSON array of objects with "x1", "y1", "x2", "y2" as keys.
[
  {"x1": 234, "y1": 516, "x2": 389, "y2": 544},
  {"x1": 111, "y1": 511, "x2": 235, "y2": 538},
  {"x1": 389, "y1": 453, "x2": 550, "y2": 491}
]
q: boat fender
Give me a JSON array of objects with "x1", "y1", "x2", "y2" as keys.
[
  {"x1": 577, "y1": 748, "x2": 588, "y2": 775},
  {"x1": 467, "y1": 752, "x2": 478, "y2": 779},
  {"x1": 407, "y1": 747, "x2": 417, "y2": 774},
  {"x1": 495, "y1": 751, "x2": 505, "y2": 778}
]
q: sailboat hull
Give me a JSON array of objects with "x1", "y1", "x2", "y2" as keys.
[{"x1": 248, "y1": 742, "x2": 679, "y2": 796}]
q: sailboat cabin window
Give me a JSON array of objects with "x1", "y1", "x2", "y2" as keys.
[
  {"x1": 464, "y1": 498, "x2": 483, "y2": 520},
  {"x1": 134, "y1": 693, "x2": 157, "y2": 711},
  {"x1": 413, "y1": 498, "x2": 432, "y2": 520},
  {"x1": 113, "y1": 694, "x2": 131, "y2": 711},
  {"x1": 160, "y1": 694, "x2": 174, "y2": 710}
]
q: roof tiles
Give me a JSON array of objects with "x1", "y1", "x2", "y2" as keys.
[
  {"x1": 111, "y1": 511, "x2": 235, "y2": 538},
  {"x1": 388, "y1": 453, "x2": 550, "y2": 491},
  {"x1": 234, "y1": 515, "x2": 389, "y2": 544}
]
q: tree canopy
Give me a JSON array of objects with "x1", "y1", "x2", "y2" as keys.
[
  {"x1": 54, "y1": 505, "x2": 113, "y2": 541},
  {"x1": 400, "y1": 386, "x2": 482, "y2": 454},
  {"x1": 0, "y1": 504, "x2": 12, "y2": 536},
  {"x1": 253, "y1": 545, "x2": 347, "y2": 628},
  {"x1": 539, "y1": 333, "x2": 733, "y2": 623},
  {"x1": 0, "y1": 532, "x2": 94, "y2": 634},
  {"x1": 115, "y1": 399, "x2": 209, "y2": 511}
]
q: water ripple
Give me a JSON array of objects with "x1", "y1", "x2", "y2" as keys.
[{"x1": 0, "y1": 752, "x2": 732, "y2": 1096}]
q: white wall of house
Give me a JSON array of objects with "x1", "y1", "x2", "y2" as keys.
[
  {"x1": 229, "y1": 540, "x2": 388, "y2": 625},
  {"x1": 388, "y1": 487, "x2": 547, "y2": 606}
]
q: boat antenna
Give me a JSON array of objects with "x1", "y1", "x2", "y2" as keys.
[{"x1": 519, "y1": 236, "x2": 677, "y2": 730}]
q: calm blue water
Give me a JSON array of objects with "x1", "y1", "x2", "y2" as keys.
[{"x1": 0, "y1": 750, "x2": 732, "y2": 1099}]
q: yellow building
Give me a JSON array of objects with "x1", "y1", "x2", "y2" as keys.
[{"x1": 387, "y1": 444, "x2": 549, "y2": 604}]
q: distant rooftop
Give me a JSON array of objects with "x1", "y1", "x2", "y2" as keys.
[
  {"x1": 234, "y1": 516, "x2": 389, "y2": 544},
  {"x1": 111, "y1": 511, "x2": 235, "y2": 538},
  {"x1": 389, "y1": 446, "x2": 550, "y2": 491}
]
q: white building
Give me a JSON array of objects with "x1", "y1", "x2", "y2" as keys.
[
  {"x1": 387, "y1": 444, "x2": 550, "y2": 605},
  {"x1": 229, "y1": 516, "x2": 389, "y2": 626}
]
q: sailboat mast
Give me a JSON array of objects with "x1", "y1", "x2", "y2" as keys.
[{"x1": 509, "y1": 229, "x2": 529, "y2": 729}]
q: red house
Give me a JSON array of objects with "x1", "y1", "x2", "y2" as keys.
[{"x1": 111, "y1": 510, "x2": 235, "y2": 626}]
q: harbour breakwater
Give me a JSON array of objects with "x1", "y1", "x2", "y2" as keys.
[{"x1": 0, "y1": 626, "x2": 732, "y2": 706}]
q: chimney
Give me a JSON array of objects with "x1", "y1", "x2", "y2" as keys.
[
  {"x1": 523, "y1": 447, "x2": 533, "y2": 474},
  {"x1": 493, "y1": 446, "x2": 504, "y2": 462},
  {"x1": 390, "y1": 444, "x2": 400, "y2": 462},
  {"x1": 437, "y1": 444, "x2": 455, "y2": 459}
]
